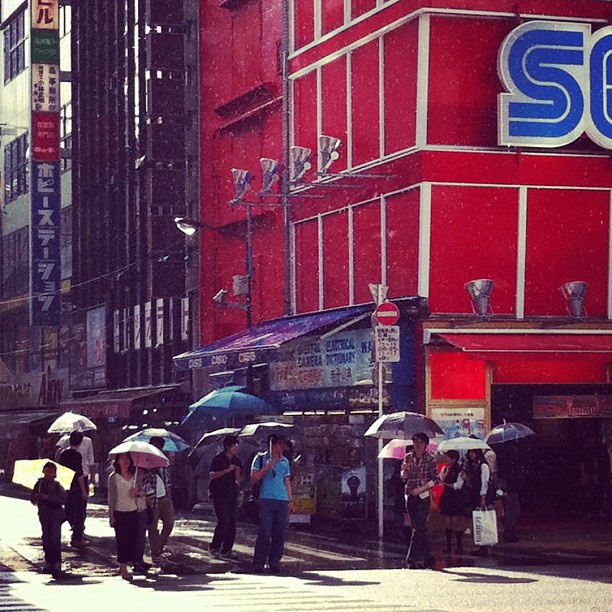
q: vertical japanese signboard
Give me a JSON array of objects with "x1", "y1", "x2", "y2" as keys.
[{"x1": 30, "y1": 0, "x2": 61, "y2": 327}]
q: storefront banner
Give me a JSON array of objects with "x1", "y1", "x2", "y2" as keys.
[
  {"x1": 31, "y1": 63, "x2": 60, "y2": 112},
  {"x1": 499, "y1": 21, "x2": 612, "y2": 149},
  {"x1": 30, "y1": 161, "x2": 61, "y2": 326},
  {"x1": 31, "y1": 0, "x2": 59, "y2": 30},
  {"x1": 533, "y1": 395, "x2": 612, "y2": 419},
  {"x1": 87, "y1": 306, "x2": 106, "y2": 368},
  {"x1": 270, "y1": 328, "x2": 374, "y2": 391},
  {"x1": 30, "y1": 29, "x2": 60, "y2": 64},
  {"x1": 32, "y1": 113, "x2": 60, "y2": 161},
  {"x1": 430, "y1": 407, "x2": 486, "y2": 439}
]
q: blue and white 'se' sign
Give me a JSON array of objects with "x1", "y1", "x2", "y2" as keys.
[{"x1": 498, "y1": 21, "x2": 612, "y2": 149}]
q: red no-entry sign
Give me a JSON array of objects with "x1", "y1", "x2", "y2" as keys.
[{"x1": 374, "y1": 301, "x2": 400, "y2": 326}]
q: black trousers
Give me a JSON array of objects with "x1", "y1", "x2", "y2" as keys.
[
  {"x1": 211, "y1": 494, "x2": 238, "y2": 552},
  {"x1": 113, "y1": 510, "x2": 139, "y2": 564}
]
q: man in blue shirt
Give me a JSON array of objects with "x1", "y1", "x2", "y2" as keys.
[{"x1": 250, "y1": 434, "x2": 294, "y2": 573}]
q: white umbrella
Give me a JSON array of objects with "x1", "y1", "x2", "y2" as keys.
[
  {"x1": 437, "y1": 436, "x2": 491, "y2": 453},
  {"x1": 108, "y1": 440, "x2": 169, "y2": 469},
  {"x1": 239, "y1": 422, "x2": 293, "y2": 439},
  {"x1": 364, "y1": 411, "x2": 444, "y2": 440},
  {"x1": 48, "y1": 412, "x2": 96, "y2": 434},
  {"x1": 485, "y1": 422, "x2": 535, "y2": 445}
]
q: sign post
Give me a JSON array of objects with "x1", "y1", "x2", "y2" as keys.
[{"x1": 369, "y1": 284, "x2": 391, "y2": 540}]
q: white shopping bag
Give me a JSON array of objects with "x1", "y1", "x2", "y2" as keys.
[{"x1": 472, "y1": 508, "x2": 498, "y2": 546}]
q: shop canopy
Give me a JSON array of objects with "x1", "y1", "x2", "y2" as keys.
[
  {"x1": 59, "y1": 384, "x2": 183, "y2": 419},
  {"x1": 173, "y1": 304, "x2": 373, "y2": 371},
  {"x1": 433, "y1": 331, "x2": 612, "y2": 359}
]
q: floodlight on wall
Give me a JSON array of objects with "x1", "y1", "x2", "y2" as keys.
[
  {"x1": 559, "y1": 281, "x2": 588, "y2": 318},
  {"x1": 231, "y1": 168, "x2": 252, "y2": 202},
  {"x1": 465, "y1": 279, "x2": 495, "y2": 317},
  {"x1": 291, "y1": 146, "x2": 312, "y2": 182},
  {"x1": 174, "y1": 216, "x2": 216, "y2": 236},
  {"x1": 212, "y1": 289, "x2": 228, "y2": 305},
  {"x1": 259, "y1": 158, "x2": 280, "y2": 194},
  {"x1": 319, "y1": 135, "x2": 341, "y2": 173}
]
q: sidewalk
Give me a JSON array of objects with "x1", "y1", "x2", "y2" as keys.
[{"x1": 2, "y1": 480, "x2": 612, "y2": 576}]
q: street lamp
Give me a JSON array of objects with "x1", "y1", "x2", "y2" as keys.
[{"x1": 173, "y1": 213, "x2": 253, "y2": 329}]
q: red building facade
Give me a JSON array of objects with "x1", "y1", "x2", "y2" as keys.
[{"x1": 193, "y1": 1, "x2": 612, "y2": 513}]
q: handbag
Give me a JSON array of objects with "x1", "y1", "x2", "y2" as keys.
[{"x1": 472, "y1": 508, "x2": 498, "y2": 546}]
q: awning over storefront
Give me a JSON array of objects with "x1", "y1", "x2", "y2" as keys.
[
  {"x1": 0, "y1": 409, "x2": 58, "y2": 439},
  {"x1": 60, "y1": 384, "x2": 183, "y2": 419},
  {"x1": 173, "y1": 305, "x2": 372, "y2": 371},
  {"x1": 433, "y1": 331, "x2": 612, "y2": 358}
]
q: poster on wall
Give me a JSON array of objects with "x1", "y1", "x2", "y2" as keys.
[
  {"x1": 341, "y1": 466, "x2": 366, "y2": 519},
  {"x1": 430, "y1": 406, "x2": 486, "y2": 439}
]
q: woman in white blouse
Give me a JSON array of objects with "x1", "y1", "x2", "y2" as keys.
[{"x1": 108, "y1": 453, "x2": 146, "y2": 581}]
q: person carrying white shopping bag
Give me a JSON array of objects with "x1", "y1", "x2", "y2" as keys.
[{"x1": 463, "y1": 446, "x2": 496, "y2": 556}]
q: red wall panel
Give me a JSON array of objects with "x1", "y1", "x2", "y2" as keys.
[
  {"x1": 429, "y1": 185, "x2": 519, "y2": 314},
  {"x1": 428, "y1": 17, "x2": 510, "y2": 147},
  {"x1": 322, "y1": 211, "x2": 350, "y2": 308},
  {"x1": 295, "y1": 0, "x2": 315, "y2": 50},
  {"x1": 353, "y1": 201, "x2": 381, "y2": 303},
  {"x1": 351, "y1": 40, "x2": 380, "y2": 167},
  {"x1": 430, "y1": 352, "x2": 487, "y2": 400},
  {"x1": 295, "y1": 220, "x2": 320, "y2": 312},
  {"x1": 383, "y1": 21, "x2": 418, "y2": 154},
  {"x1": 322, "y1": 0, "x2": 345, "y2": 36},
  {"x1": 232, "y1": 4, "x2": 263, "y2": 93},
  {"x1": 321, "y1": 56, "x2": 348, "y2": 173},
  {"x1": 386, "y1": 190, "x2": 420, "y2": 298},
  {"x1": 524, "y1": 189, "x2": 609, "y2": 317},
  {"x1": 293, "y1": 70, "x2": 319, "y2": 164},
  {"x1": 352, "y1": 0, "x2": 376, "y2": 20}
]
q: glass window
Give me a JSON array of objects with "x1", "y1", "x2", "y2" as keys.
[{"x1": 3, "y1": 8, "x2": 27, "y2": 83}]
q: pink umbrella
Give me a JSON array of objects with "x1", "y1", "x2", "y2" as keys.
[
  {"x1": 378, "y1": 438, "x2": 438, "y2": 460},
  {"x1": 108, "y1": 440, "x2": 169, "y2": 469}
]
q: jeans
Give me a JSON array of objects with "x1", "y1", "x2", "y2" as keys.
[
  {"x1": 39, "y1": 511, "x2": 63, "y2": 566},
  {"x1": 406, "y1": 495, "x2": 432, "y2": 563},
  {"x1": 253, "y1": 498, "x2": 289, "y2": 569},
  {"x1": 65, "y1": 489, "x2": 86, "y2": 544},
  {"x1": 148, "y1": 496, "x2": 175, "y2": 556},
  {"x1": 211, "y1": 494, "x2": 237, "y2": 553}
]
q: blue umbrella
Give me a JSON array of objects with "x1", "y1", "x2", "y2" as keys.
[
  {"x1": 122, "y1": 427, "x2": 190, "y2": 452},
  {"x1": 181, "y1": 389, "x2": 275, "y2": 431}
]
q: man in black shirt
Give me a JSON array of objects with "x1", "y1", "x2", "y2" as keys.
[
  {"x1": 209, "y1": 435, "x2": 242, "y2": 558},
  {"x1": 58, "y1": 432, "x2": 89, "y2": 548}
]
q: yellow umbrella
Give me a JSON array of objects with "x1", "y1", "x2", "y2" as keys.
[{"x1": 12, "y1": 459, "x2": 75, "y2": 491}]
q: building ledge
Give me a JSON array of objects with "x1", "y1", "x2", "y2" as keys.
[{"x1": 214, "y1": 83, "x2": 277, "y2": 119}]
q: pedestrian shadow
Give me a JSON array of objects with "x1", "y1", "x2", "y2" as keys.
[
  {"x1": 297, "y1": 571, "x2": 380, "y2": 587},
  {"x1": 439, "y1": 568, "x2": 537, "y2": 584},
  {"x1": 126, "y1": 572, "x2": 237, "y2": 592}
]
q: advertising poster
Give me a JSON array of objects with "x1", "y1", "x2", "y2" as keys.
[
  {"x1": 341, "y1": 465, "x2": 366, "y2": 519},
  {"x1": 430, "y1": 406, "x2": 486, "y2": 439}
]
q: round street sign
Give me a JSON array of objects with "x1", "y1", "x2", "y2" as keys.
[{"x1": 374, "y1": 301, "x2": 400, "y2": 326}]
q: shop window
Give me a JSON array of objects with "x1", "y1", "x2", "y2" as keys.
[
  {"x1": 3, "y1": 134, "x2": 29, "y2": 204},
  {"x1": 3, "y1": 9, "x2": 26, "y2": 84}
]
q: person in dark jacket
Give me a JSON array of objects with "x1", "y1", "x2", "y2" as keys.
[
  {"x1": 439, "y1": 450, "x2": 470, "y2": 554},
  {"x1": 209, "y1": 435, "x2": 242, "y2": 558},
  {"x1": 30, "y1": 462, "x2": 67, "y2": 578}
]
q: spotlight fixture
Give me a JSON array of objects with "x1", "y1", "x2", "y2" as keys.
[
  {"x1": 465, "y1": 279, "x2": 495, "y2": 317},
  {"x1": 259, "y1": 158, "x2": 280, "y2": 194},
  {"x1": 559, "y1": 281, "x2": 588, "y2": 318},
  {"x1": 231, "y1": 168, "x2": 252, "y2": 202},
  {"x1": 319, "y1": 135, "x2": 341, "y2": 173},
  {"x1": 290, "y1": 146, "x2": 312, "y2": 182}
]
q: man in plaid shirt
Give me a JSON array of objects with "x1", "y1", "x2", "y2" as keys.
[{"x1": 401, "y1": 431, "x2": 439, "y2": 569}]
